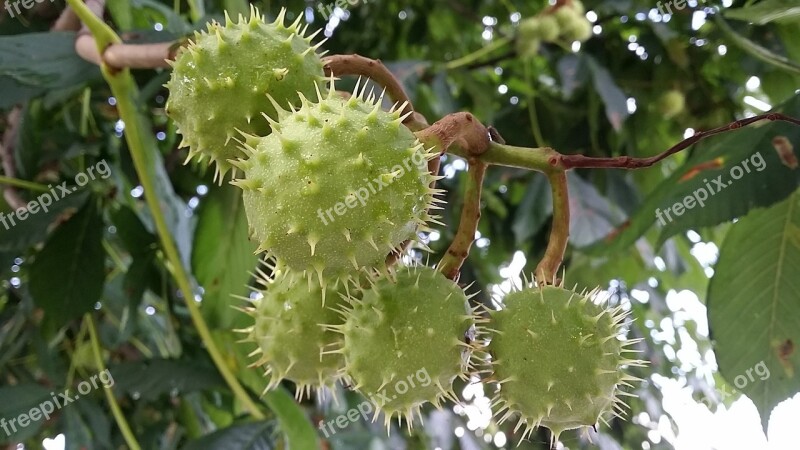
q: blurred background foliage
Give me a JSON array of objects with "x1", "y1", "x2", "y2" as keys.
[{"x1": 1, "y1": 0, "x2": 799, "y2": 448}]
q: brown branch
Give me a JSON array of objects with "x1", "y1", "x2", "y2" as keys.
[
  {"x1": 322, "y1": 54, "x2": 415, "y2": 121},
  {"x1": 75, "y1": 33, "x2": 177, "y2": 68},
  {"x1": 387, "y1": 113, "x2": 490, "y2": 270},
  {"x1": 415, "y1": 112, "x2": 492, "y2": 157},
  {"x1": 438, "y1": 161, "x2": 487, "y2": 281},
  {"x1": 410, "y1": 113, "x2": 493, "y2": 276},
  {"x1": 553, "y1": 113, "x2": 800, "y2": 170},
  {"x1": 66, "y1": 0, "x2": 178, "y2": 69},
  {"x1": 534, "y1": 171, "x2": 569, "y2": 285}
]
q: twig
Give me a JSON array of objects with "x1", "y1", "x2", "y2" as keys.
[
  {"x1": 68, "y1": 0, "x2": 177, "y2": 69},
  {"x1": 322, "y1": 54, "x2": 415, "y2": 121},
  {"x1": 75, "y1": 33, "x2": 177, "y2": 69},
  {"x1": 0, "y1": 176, "x2": 49, "y2": 192},
  {"x1": 534, "y1": 172, "x2": 569, "y2": 285},
  {"x1": 86, "y1": 314, "x2": 141, "y2": 450},
  {"x1": 445, "y1": 141, "x2": 556, "y2": 174},
  {"x1": 553, "y1": 113, "x2": 800, "y2": 170},
  {"x1": 438, "y1": 161, "x2": 487, "y2": 280},
  {"x1": 461, "y1": 49, "x2": 515, "y2": 70},
  {"x1": 445, "y1": 37, "x2": 512, "y2": 71}
]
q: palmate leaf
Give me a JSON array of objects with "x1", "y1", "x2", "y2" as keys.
[
  {"x1": 581, "y1": 94, "x2": 800, "y2": 255},
  {"x1": 708, "y1": 189, "x2": 800, "y2": 433}
]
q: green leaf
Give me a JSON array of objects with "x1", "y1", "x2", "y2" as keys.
[
  {"x1": 586, "y1": 56, "x2": 629, "y2": 131},
  {"x1": 221, "y1": 0, "x2": 249, "y2": 21},
  {"x1": 568, "y1": 249, "x2": 649, "y2": 289},
  {"x1": 72, "y1": 400, "x2": 112, "y2": 449},
  {"x1": 109, "y1": 205, "x2": 158, "y2": 310},
  {"x1": 652, "y1": 119, "x2": 800, "y2": 247},
  {"x1": 121, "y1": 91, "x2": 195, "y2": 268},
  {"x1": 192, "y1": 185, "x2": 257, "y2": 329},
  {"x1": 715, "y1": 16, "x2": 800, "y2": 75},
  {"x1": 582, "y1": 94, "x2": 800, "y2": 254},
  {"x1": 0, "y1": 384, "x2": 52, "y2": 443},
  {"x1": 63, "y1": 407, "x2": 95, "y2": 450},
  {"x1": 183, "y1": 421, "x2": 278, "y2": 449},
  {"x1": 568, "y1": 173, "x2": 627, "y2": 247},
  {"x1": 109, "y1": 204, "x2": 156, "y2": 256},
  {"x1": 0, "y1": 191, "x2": 88, "y2": 252},
  {"x1": 110, "y1": 358, "x2": 224, "y2": 401},
  {"x1": 557, "y1": 54, "x2": 590, "y2": 99},
  {"x1": 29, "y1": 198, "x2": 105, "y2": 327},
  {"x1": 0, "y1": 32, "x2": 100, "y2": 90},
  {"x1": 776, "y1": 23, "x2": 800, "y2": 63},
  {"x1": 130, "y1": 0, "x2": 192, "y2": 35},
  {"x1": 262, "y1": 389, "x2": 320, "y2": 450},
  {"x1": 0, "y1": 75, "x2": 45, "y2": 110},
  {"x1": 707, "y1": 189, "x2": 800, "y2": 433},
  {"x1": 123, "y1": 253, "x2": 156, "y2": 310},
  {"x1": 512, "y1": 175, "x2": 552, "y2": 245},
  {"x1": 725, "y1": 0, "x2": 800, "y2": 25},
  {"x1": 106, "y1": 0, "x2": 134, "y2": 31}
]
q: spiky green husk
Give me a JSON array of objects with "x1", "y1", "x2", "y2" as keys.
[
  {"x1": 554, "y1": 2, "x2": 591, "y2": 42},
  {"x1": 234, "y1": 81, "x2": 440, "y2": 282},
  {"x1": 487, "y1": 285, "x2": 646, "y2": 443},
  {"x1": 535, "y1": 15, "x2": 561, "y2": 41},
  {"x1": 560, "y1": 15, "x2": 592, "y2": 42},
  {"x1": 243, "y1": 271, "x2": 348, "y2": 399},
  {"x1": 336, "y1": 266, "x2": 480, "y2": 427},
  {"x1": 519, "y1": 15, "x2": 559, "y2": 42},
  {"x1": 658, "y1": 90, "x2": 686, "y2": 119},
  {"x1": 516, "y1": 1, "x2": 590, "y2": 58},
  {"x1": 166, "y1": 7, "x2": 325, "y2": 181}
]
